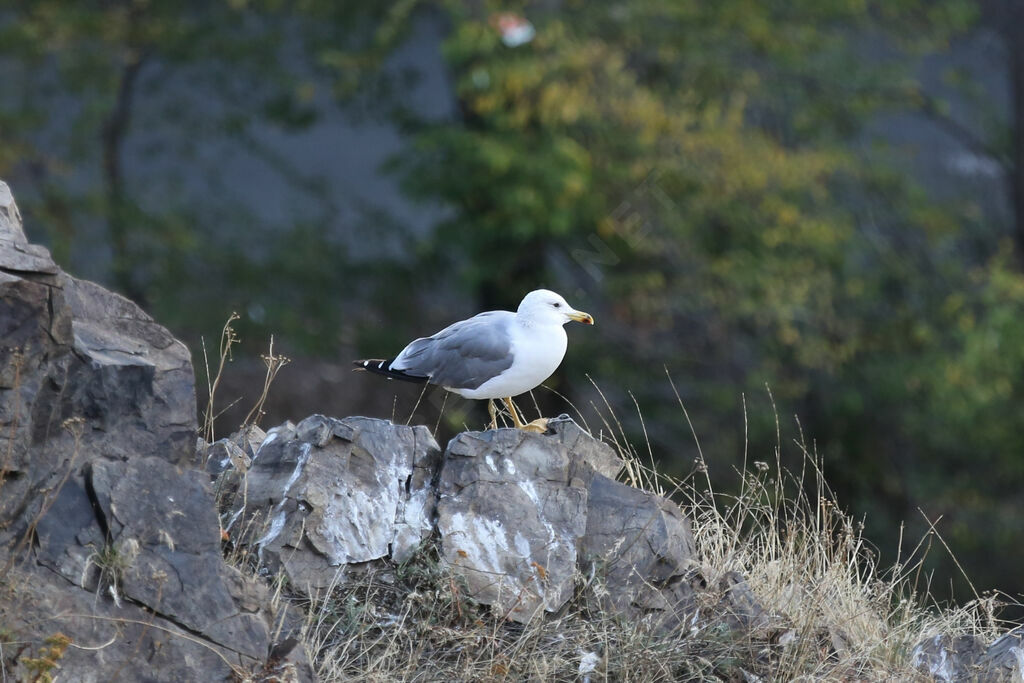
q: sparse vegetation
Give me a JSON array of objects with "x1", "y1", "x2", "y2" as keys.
[
  {"x1": 202, "y1": 312, "x2": 291, "y2": 444},
  {"x1": 84, "y1": 538, "x2": 140, "y2": 608},
  {"x1": 17, "y1": 632, "x2": 70, "y2": 683},
  {"x1": 201, "y1": 312, "x2": 241, "y2": 444}
]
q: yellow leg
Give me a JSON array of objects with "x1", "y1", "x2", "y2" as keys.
[
  {"x1": 502, "y1": 397, "x2": 526, "y2": 428},
  {"x1": 487, "y1": 399, "x2": 498, "y2": 430},
  {"x1": 505, "y1": 396, "x2": 550, "y2": 433}
]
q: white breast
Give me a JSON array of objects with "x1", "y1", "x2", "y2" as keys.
[{"x1": 454, "y1": 321, "x2": 568, "y2": 400}]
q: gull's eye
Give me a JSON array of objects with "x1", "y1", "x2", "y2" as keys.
[{"x1": 552, "y1": 302, "x2": 561, "y2": 308}]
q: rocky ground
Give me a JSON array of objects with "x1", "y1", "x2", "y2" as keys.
[{"x1": 2, "y1": 179, "x2": 1023, "y2": 681}]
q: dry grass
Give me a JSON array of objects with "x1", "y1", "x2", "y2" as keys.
[
  {"x1": 201, "y1": 312, "x2": 241, "y2": 443},
  {"x1": 251, "y1": 381, "x2": 1011, "y2": 682},
  {"x1": 298, "y1": 544, "x2": 713, "y2": 682}
]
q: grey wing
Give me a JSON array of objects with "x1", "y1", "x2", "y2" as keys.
[{"x1": 391, "y1": 311, "x2": 515, "y2": 390}]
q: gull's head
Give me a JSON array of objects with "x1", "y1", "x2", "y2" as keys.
[{"x1": 517, "y1": 289, "x2": 594, "y2": 326}]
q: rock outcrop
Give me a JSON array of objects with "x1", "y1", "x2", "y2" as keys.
[
  {"x1": 436, "y1": 419, "x2": 700, "y2": 623},
  {"x1": 436, "y1": 420, "x2": 619, "y2": 621},
  {"x1": 0, "y1": 181, "x2": 308, "y2": 682},
  {"x1": 216, "y1": 411, "x2": 703, "y2": 626},
  {"x1": 224, "y1": 414, "x2": 440, "y2": 590}
]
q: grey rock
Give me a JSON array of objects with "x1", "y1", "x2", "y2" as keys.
[
  {"x1": 715, "y1": 570, "x2": 771, "y2": 631},
  {"x1": 0, "y1": 182, "x2": 194, "y2": 511},
  {"x1": 581, "y1": 472, "x2": 699, "y2": 624},
  {"x1": 206, "y1": 437, "x2": 250, "y2": 476},
  {"x1": 232, "y1": 414, "x2": 441, "y2": 590},
  {"x1": 0, "y1": 181, "x2": 24, "y2": 239},
  {"x1": 295, "y1": 414, "x2": 334, "y2": 447},
  {"x1": 1, "y1": 566, "x2": 243, "y2": 682},
  {"x1": 544, "y1": 414, "x2": 624, "y2": 482},
  {"x1": 912, "y1": 626, "x2": 1024, "y2": 682},
  {"x1": 436, "y1": 418, "x2": 624, "y2": 622},
  {"x1": 978, "y1": 625, "x2": 1024, "y2": 681},
  {"x1": 0, "y1": 181, "x2": 57, "y2": 275},
  {"x1": 62, "y1": 274, "x2": 196, "y2": 464},
  {"x1": 32, "y1": 477, "x2": 107, "y2": 586},
  {"x1": 0, "y1": 180, "x2": 301, "y2": 681},
  {"x1": 88, "y1": 456, "x2": 271, "y2": 661},
  {"x1": 224, "y1": 422, "x2": 268, "y2": 459},
  {"x1": 432, "y1": 417, "x2": 711, "y2": 628},
  {"x1": 911, "y1": 633, "x2": 985, "y2": 682},
  {"x1": 200, "y1": 424, "x2": 267, "y2": 476}
]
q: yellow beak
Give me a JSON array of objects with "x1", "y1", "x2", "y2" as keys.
[{"x1": 569, "y1": 310, "x2": 594, "y2": 325}]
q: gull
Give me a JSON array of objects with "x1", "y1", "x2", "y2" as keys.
[{"x1": 354, "y1": 289, "x2": 594, "y2": 430}]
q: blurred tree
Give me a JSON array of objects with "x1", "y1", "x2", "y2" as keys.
[
  {"x1": 994, "y1": 2, "x2": 1024, "y2": 261},
  {"x1": 0, "y1": 0, "x2": 415, "y2": 340},
  {"x1": 390, "y1": 0, "x2": 1024, "y2": 602},
  {"x1": 3, "y1": 0, "x2": 285, "y2": 303}
]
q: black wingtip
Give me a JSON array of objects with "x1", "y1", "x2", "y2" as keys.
[{"x1": 352, "y1": 358, "x2": 429, "y2": 384}]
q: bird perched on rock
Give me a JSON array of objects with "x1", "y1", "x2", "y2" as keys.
[{"x1": 354, "y1": 289, "x2": 594, "y2": 431}]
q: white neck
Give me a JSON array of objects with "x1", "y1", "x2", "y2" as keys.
[{"x1": 516, "y1": 311, "x2": 563, "y2": 328}]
